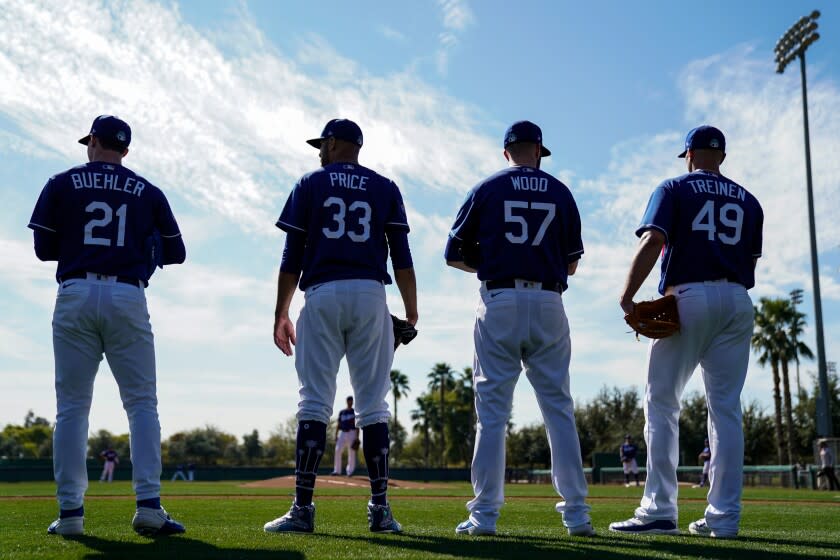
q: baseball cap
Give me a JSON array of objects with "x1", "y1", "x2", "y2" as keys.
[
  {"x1": 678, "y1": 125, "x2": 725, "y2": 158},
  {"x1": 503, "y1": 120, "x2": 551, "y2": 157},
  {"x1": 78, "y1": 115, "x2": 131, "y2": 149},
  {"x1": 306, "y1": 118, "x2": 363, "y2": 148}
]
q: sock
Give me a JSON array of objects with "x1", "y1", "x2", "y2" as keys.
[
  {"x1": 59, "y1": 506, "x2": 84, "y2": 519},
  {"x1": 294, "y1": 420, "x2": 326, "y2": 507},
  {"x1": 363, "y1": 422, "x2": 390, "y2": 506},
  {"x1": 624, "y1": 474, "x2": 629, "y2": 484},
  {"x1": 137, "y1": 497, "x2": 161, "y2": 510}
]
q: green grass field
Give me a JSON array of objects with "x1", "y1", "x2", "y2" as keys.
[{"x1": 1, "y1": 481, "x2": 838, "y2": 559}]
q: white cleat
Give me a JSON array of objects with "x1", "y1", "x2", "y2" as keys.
[
  {"x1": 609, "y1": 517, "x2": 680, "y2": 535},
  {"x1": 47, "y1": 516, "x2": 84, "y2": 536},
  {"x1": 688, "y1": 518, "x2": 737, "y2": 539},
  {"x1": 568, "y1": 521, "x2": 596, "y2": 537},
  {"x1": 455, "y1": 518, "x2": 496, "y2": 536}
]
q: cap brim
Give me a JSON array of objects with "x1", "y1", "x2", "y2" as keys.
[
  {"x1": 79, "y1": 135, "x2": 92, "y2": 146},
  {"x1": 540, "y1": 146, "x2": 551, "y2": 157},
  {"x1": 306, "y1": 138, "x2": 322, "y2": 148},
  {"x1": 677, "y1": 149, "x2": 687, "y2": 158}
]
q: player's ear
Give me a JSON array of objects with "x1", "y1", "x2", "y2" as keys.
[
  {"x1": 503, "y1": 149, "x2": 510, "y2": 162},
  {"x1": 122, "y1": 148, "x2": 129, "y2": 157},
  {"x1": 719, "y1": 152, "x2": 726, "y2": 164}
]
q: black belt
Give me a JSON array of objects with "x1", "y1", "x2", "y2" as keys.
[
  {"x1": 485, "y1": 279, "x2": 561, "y2": 293},
  {"x1": 61, "y1": 272, "x2": 144, "y2": 288}
]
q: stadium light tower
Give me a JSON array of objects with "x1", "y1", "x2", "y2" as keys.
[{"x1": 774, "y1": 10, "x2": 832, "y2": 437}]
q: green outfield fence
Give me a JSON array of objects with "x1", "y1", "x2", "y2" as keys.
[{"x1": 0, "y1": 459, "x2": 832, "y2": 489}]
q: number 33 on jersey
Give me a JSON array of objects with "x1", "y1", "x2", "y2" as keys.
[
  {"x1": 276, "y1": 163, "x2": 409, "y2": 290},
  {"x1": 637, "y1": 169, "x2": 763, "y2": 295}
]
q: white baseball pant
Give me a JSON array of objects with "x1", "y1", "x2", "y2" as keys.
[
  {"x1": 295, "y1": 279, "x2": 393, "y2": 428},
  {"x1": 635, "y1": 280, "x2": 753, "y2": 535},
  {"x1": 100, "y1": 461, "x2": 116, "y2": 482},
  {"x1": 52, "y1": 278, "x2": 162, "y2": 510},
  {"x1": 468, "y1": 282, "x2": 591, "y2": 530},
  {"x1": 623, "y1": 459, "x2": 639, "y2": 474},
  {"x1": 334, "y1": 430, "x2": 357, "y2": 475}
]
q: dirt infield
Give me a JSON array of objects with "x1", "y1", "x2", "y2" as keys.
[{"x1": 241, "y1": 474, "x2": 447, "y2": 490}]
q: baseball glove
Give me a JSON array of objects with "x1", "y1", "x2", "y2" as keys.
[
  {"x1": 460, "y1": 240, "x2": 481, "y2": 269},
  {"x1": 351, "y1": 439, "x2": 361, "y2": 451},
  {"x1": 391, "y1": 315, "x2": 418, "y2": 350},
  {"x1": 625, "y1": 295, "x2": 680, "y2": 339}
]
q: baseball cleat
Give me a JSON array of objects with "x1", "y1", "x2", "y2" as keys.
[
  {"x1": 47, "y1": 516, "x2": 84, "y2": 536},
  {"x1": 264, "y1": 502, "x2": 315, "y2": 533},
  {"x1": 132, "y1": 507, "x2": 186, "y2": 536},
  {"x1": 367, "y1": 502, "x2": 402, "y2": 533},
  {"x1": 455, "y1": 518, "x2": 497, "y2": 536},
  {"x1": 688, "y1": 518, "x2": 737, "y2": 539},
  {"x1": 567, "y1": 521, "x2": 596, "y2": 537},
  {"x1": 608, "y1": 517, "x2": 679, "y2": 535}
]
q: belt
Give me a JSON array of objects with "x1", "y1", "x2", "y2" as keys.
[
  {"x1": 485, "y1": 279, "x2": 561, "y2": 293},
  {"x1": 61, "y1": 271, "x2": 144, "y2": 288}
]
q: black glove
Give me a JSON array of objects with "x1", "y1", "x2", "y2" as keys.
[{"x1": 391, "y1": 315, "x2": 418, "y2": 350}]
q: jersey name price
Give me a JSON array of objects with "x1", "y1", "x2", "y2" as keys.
[{"x1": 328, "y1": 172, "x2": 368, "y2": 191}]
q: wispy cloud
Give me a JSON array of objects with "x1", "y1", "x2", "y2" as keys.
[
  {"x1": 377, "y1": 24, "x2": 407, "y2": 43},
  {"x1": 435, "y1": 0, "x2": 474, "y2": 74}
]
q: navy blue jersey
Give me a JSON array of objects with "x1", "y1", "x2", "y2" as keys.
[
  {"x1": 637, "y1": 170, "x2": 763, "y2": 294},
  {"x1": 337, "y1": 408, "x2": 356, "y2": 431},
  {"x1": 276, "y1": 163, "x2": 409, "y2": 290},
  {"x1": 28, "y1": 161, "x2": 182, "y2": 282},
  {"x1": 446, "y1": 166, "x2": 583, "y2": 290},
  {"x1": 101, "y1": 449, "x2": 118, "y2": 462},
  {"x1": 620, "y1": 443, "x2": 637, "y2": 460}
]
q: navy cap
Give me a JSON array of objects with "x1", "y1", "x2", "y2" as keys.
[
  {"x1": 78, "y1": 115, "x2": 131, "y2": 149},
  {"x1": 678, "y1": 125, "x2": 725, "y2": 158},
  {"x1": 625, "y1": 434, "x2": 632, "y2": 439},
  {"x1": 503, "y1": 120, "x2": 551, "y2": 157},
  {"x1": 307, "y1": 118, "x2": 363, "y2": 148}
]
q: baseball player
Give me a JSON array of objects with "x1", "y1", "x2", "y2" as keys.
[
  {"x1": 695, "y1": 438, "x2": 711, "y2": 488},
  {"x1": 331, "y1": 395, "x2": 360, "y2": 476},
  {"x1": 609, "y1": 126, "x2": 763, "y2": 538},
  {"x1": 817, "y1": 441, "x2": 839, "y2": 490},
  {"x1": 30, "y1": 115, "x2": 187, "y2": 537},
  {"x1": 99, "y1": 448, "x2": 119, "y2": 483},
  {"x1": 620, "y1": 435, "x2": 640, "y2": 487},
  {"x1": 171, "y1": 464, "x2": 187, "y2": 482},
  {"x1": 264, "y1": 118, "x2": 417, "y2": 535},
  {"x1": 445, "y1": 120, "x2": 594, "y2": 537}
]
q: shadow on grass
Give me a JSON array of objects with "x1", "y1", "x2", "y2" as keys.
[
  {"x1": 65, "y1": 534, "x2": 305, "y2": 560},
  {"x1": 330, "y1": 530, "x2": 832, "y2": 560}
]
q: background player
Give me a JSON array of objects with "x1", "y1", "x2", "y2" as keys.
[
  {"x1": 817, "y1": 440, "x2": 839, "y2": 490},
  {"x1": 331, "y1": 395, "x2": 359, "y2": 476},
  {"x1": 264, "y1": 118, "x2": 418, "y2": 535},
  {"x1": 29, "y1": 115, "x2": 187, "y2": 537},
  {"x1": 695, "y1": 438, "x2": 711, "y2": 488},
  {"x1": 99, "y1": 448, "x2": 119, "y2": 483},
  {"x1": 445, "y1": 120, "x2": 594, "y2": 538},
  {"x1": 620, "y1": 435, "x2": 640, "y2": 487},
  {"x1": 609, "y1": 125, "x2": 763, "y2": 538}
]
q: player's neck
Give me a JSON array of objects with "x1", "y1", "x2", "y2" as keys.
[
  {"x1": 690, "y1": 165, "x2": 720, "y2": 175},
  {"x1": 91, "y1": 154, "x2": 124, "y2": 166}
]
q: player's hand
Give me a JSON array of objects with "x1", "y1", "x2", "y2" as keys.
[{"x1": 274, "y1": 316, "x2": 296, "y2": 356}]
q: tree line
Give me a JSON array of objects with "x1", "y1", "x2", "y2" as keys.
[{"x1": 3, "y1": 293, "x2": 835, "y2": 468}]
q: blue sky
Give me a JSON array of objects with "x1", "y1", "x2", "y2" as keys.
[{"x1": 1, "y1": 0, "x2": 839, "y2": 441}]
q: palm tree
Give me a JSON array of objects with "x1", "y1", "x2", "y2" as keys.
[
  {"x1": 786, "y1": 300, "x2": 814, "y2": 401},
  {"x1": 752, "y1": 298, "x2": 786, "y2": 465},
  {"x1": 427, "y1": 363, "x2": 456, "y2": 467},
  {"x1": 389, "y1": 369, "x2": 410, "y2": 429},
  {"x1": 410, "y1": 396, "x2": 433, "y2": 468}
]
